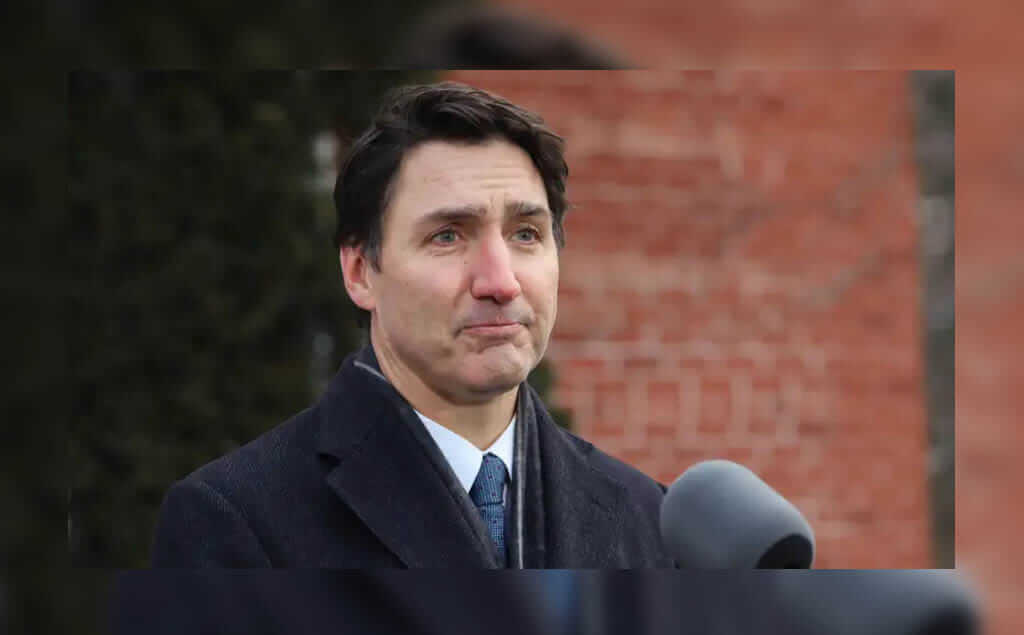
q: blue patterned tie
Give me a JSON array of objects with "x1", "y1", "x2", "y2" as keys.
[{"x1": 469, "y1": 453, "x2": 508, "y2": 567}]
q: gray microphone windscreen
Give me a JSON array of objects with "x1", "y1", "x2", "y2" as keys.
[{"x1": 660, "y1": 459, "x2": 814, "y2": 568}]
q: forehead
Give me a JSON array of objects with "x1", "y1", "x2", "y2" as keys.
[{"x1": 385, "y1": 138, "x2": 549, "y2": 226}]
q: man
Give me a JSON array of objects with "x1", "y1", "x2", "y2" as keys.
[{"x1": 152, "y1": 81, "x2": 671, "y2": 568}]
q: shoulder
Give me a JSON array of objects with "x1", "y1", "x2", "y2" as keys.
[
  {"x1": 181, "y1": 404, "x2": 322, "y2": 499},
  {"x1": 538, "y1": 421, "x2": 673, "y2": 566},
  {"x1": 151, "y1": 406, "x2": 323, "y2": 566},
  {"x1": 548, "y1": 424, "x2": 666, "y2": 510}
]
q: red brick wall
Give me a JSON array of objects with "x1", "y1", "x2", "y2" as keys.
[
  {"x1": 494, "y1": 0, "x2": 963, "y2": 67},
  {"x1": 447, "y1": 70, "x2": 931, "y2": 569}
]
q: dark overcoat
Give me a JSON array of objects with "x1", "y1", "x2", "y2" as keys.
[{"x1": 151, "y1": 344, "x2": 672, "y2": 568}]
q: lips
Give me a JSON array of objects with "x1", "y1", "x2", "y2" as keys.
[{"x1": 461, "y1": 322, "x2": 523, "y2": 337}]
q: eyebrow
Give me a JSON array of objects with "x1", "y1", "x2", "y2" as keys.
[{"x1": 415, "y1": 200, "x2": 552, "y2": 230}]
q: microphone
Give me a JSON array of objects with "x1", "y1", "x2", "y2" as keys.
[{"x1": 659, "y1": 459, "x2": 814, "y2": 568}]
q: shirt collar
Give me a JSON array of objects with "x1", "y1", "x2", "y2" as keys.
[{"x1": 416, "y1": 411, "x2": 516, "y2": 494}]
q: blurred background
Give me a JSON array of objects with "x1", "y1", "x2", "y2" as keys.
[{"x1": 11, "y1": 1, "x2": 1023, "y2": 633}]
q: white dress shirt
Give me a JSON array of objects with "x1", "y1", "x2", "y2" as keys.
[{"x1": 415, "y1": 410, "x2": 515, "y2": 502}]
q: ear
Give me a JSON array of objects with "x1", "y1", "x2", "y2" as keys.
[{"x1": 339, "y1": 246, "x2": 377, "y2": 313}]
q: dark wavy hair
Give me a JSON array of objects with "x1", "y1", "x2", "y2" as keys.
[{"x1": 333, "y1": 81, "x2": 570, "y2": 327}]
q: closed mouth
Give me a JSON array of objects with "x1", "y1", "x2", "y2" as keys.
[{"x1": 461, "y1": 322, "x2": 523, "y2": 336}]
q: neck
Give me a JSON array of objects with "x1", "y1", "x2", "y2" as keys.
[{"x1": 370, "y1": 329, "x2": 519, "y2": 450}]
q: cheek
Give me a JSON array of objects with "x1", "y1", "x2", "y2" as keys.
[
  {"x1": 392, "y1": 269, "x2": 461, "y2": 323},
  {"x1": 522, "y1": 262, "x2": 560, "y2": 322}
]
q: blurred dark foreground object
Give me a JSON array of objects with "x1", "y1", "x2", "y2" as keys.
[
  {"x1": 109, "y1": 570, "x2": 556, "y2": 635},
  {"x1": 588, "y1": 570, "x2": 980, "y2": 635},
  {"x1": 109, "y1": 569, "x2": 979, "y2": 635},
  {"x1": 773, "y1": 570, "x2": 980, "y2": 635},
  {"x1": 399, "y1": 5, "x2": 629, "y2": 68}
]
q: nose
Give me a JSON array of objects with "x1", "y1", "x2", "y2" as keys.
[{"x1": 468, "y1": 232, "x2": 522, "y2": 304}]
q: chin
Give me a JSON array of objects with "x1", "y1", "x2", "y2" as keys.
[{"x1": 462, "y1": 363, "x2": 528, "y2": 396}]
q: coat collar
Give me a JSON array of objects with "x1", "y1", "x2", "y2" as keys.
[
  {"x1": 316, "y1": 344, "x2": 499, "y2": 568},
  {"x1": 316, "y1": 344, "x2": 628, "y2": 568},
  {"x1": 522, "y1": 381, "x2": 630, "y2": 568}
]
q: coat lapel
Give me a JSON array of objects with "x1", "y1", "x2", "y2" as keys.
[
  {"x1": 316, "y1": 347, "x2": 499, "y2": 568},
  {"x1": 314, "y1": 345, "x2": 632, "y2": 569},
  {"x1": 523, "y1": 383, "x2": 631, "y2": 568}
]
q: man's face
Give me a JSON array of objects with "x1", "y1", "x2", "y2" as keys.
[{"x1": 353, "y1": 138, "x2": 559, "y2": 405}]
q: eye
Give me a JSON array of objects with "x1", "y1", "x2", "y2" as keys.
[
  {"x1": 431, "y1": 229, "x2": 459, "y2": 245},
  {"x1": 513, "y1": 227, "x2": 541, "y2": 242}
]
